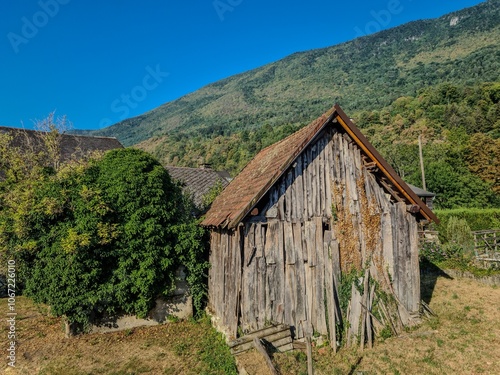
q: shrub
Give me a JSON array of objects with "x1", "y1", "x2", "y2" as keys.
[
  {"x1": 4, "y1": 149, "x2": 208, "y2": 332},
  {"x1": 420, "y1": 242, "x2": 472, "y2": 269},
  {"x1": 443, "y1": 217, "x2": 474, "y2": 255},
  {"x1": 420, "y1": 242, "x2": 447, "y2": 263},
  {"x1": 434, "y1": 208, "x2": 500, "y2": 232}
]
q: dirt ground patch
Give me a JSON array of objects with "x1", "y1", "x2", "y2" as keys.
[{"x1": 2, "y1": 273, "x2": 499, "y2": 374}]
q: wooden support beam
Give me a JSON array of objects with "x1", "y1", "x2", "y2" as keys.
[{"x1": 379, "y1": 179, "x2": 404, "y2": 203}]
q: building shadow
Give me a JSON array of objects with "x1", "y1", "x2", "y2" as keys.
[{"x1": 420, "y1": 259, "x2": 453, "y2": 304}]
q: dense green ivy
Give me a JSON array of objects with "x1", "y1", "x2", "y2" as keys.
[{"x1": 1, "y1": 148, "x2": 208, "y2": 331}]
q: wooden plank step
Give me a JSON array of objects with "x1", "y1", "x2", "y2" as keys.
[
  {"x1": 230, "y1": 324, "x2": 293, "y2": 355},
  {"x1": 229, "y1": 324, "x2": 290, "y2": 348},
  {"x1": 231, "y1": 329, "x2": 292, "y2": 355}
]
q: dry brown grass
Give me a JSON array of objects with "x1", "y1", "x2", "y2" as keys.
[
  {"x1": 1, "y1": 298, "x2": 236, "y2": 375},
  {"x1": 2, "y1": 273, "x2": 499, "y2": 374},
  {"x1": 273, "y1": 273, "x2": 500, "y2": 374}
]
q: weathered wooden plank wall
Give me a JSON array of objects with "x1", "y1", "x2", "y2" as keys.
[{"x1": 208, "y1": 127, "x2": 421, "y2": 340}]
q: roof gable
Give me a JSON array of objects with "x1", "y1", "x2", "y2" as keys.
[{"x1": 202, "y1": 104, "x2": 438, "y2": 228}]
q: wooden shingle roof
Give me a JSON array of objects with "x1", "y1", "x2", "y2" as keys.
[{"x1": 201, "y1": 104, "x2": 439, "y2": 228}]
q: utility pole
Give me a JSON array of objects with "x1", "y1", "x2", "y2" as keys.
[{"x1": 418, "y1": 135, "x2": 426, "y2": 191}]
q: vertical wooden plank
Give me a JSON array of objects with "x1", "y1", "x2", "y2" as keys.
[
  {"x1": 337, "y1": 134, "x2": 345, "y2": 194},
  {"x1": 392, "y1": 203, "x2": 404, "y2": 306},
  {"x1": 302, "y1": 220, "x2": 309, "y2": 263},
  {"x1": 306, "y1": 147, "x2": 314, "y2": 220},
  {"x1": 399, "y1": 202, "x2": 409, "y2": 311},
  {"x1": 315, "y1": 216, "x2": 327, "y2": 335},
  {"x1": 333, "y1": 132, "x2": 341, "y2": 185},
  {"x1": 312, "y1": 142, "x2": 320, "y2": 216},
  {"x1": 330, "y1": 239, "x2": 342, "y2": 324},
  {"x1": 265, "y1": 220, "x2": 278, "y2": 265},
  {"x1": 284, "y1": 221, "x2": 295, "y2": 265},
  {"x1": 295, "y1": 155, "x2": 304, "y2": 221},
  {"x1": 257, "y1": 256, "x2": 267, "y2": 328},
  {"x1": 266, "y1": 263, "x2": 275, "y2": 323},
  {"x1": 278, "y1": 178, "x2": 286, "y2": 220},
  {"x1": 306, "y1": 336, "x2": 314, "y2": 375},
  {"x1": 285, "y1": 171, "x2": 293, "y2": 221},
  {"x1": 382, "y1": 207, "x2": 395, "y2": 288},
  {"x1": 306, "y1": 220, "x2": 317, "y2": 267},
  {"x1": 264, "y1": 221, "x2": 278, "y2": 324},
  {"x1": 293, "y1": 222, "x2": 307, "y2": 325},
  {"x1": 323, "y1": 230, "x2": 336, "y2": 351},
  {"x1": 305, "y1": 219, "x2": 318, "y2": 330},
  {"x1": 284, "y1": 263, "x2": 297, "y2": 329},
  {"x1": 241, "y1": 225, "x2": 253, "y2": 331},
  {"x1": 276, "y1": 221, "x2": 285, "y2": 324},
  {"x1": 291, "y1": 170, "x2": 297, "y2": 220},
  {"x1": 347, "y1": 281, "x2": 362, "y2": 347},
  {"x1": 233, "y1": 227, "x2": 243, "y2": 338},
  {"x1": 324, "y1": 136, "x2": 333, "y2": 218},
  {"x1": 302, "y1": 152, "x2": 310, "y2": 220},
  {"x1": 304, "y1": 257, "x2": 314, "y2": 334},
  {"x1": 360, "y1": 269, "x2": 369, "y2": 351},
  {"x1": 255, "y1": 223, "x2": 264, "y2": 258},
  {"x1": 409, "y1": 212, "x2": 420, "y2": 314},
  {"x1": 318, "y1": 137, "x2": 325, "y2": 216},
  {"x1": 225, "y1": 231, "x2": 233, "y2": 334},
  {"x1": 224, "y1": 231, "x2": 231, "y2": 325},
  {"x1": 331, "y1": 238, "x2": 341, "y2": 285},
  {"x1": 221, "y1": 231, "x2": 228, "y2": 322}
]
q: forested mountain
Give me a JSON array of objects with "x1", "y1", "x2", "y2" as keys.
[{"x1": 91, "y1": 0, "x2": 500, "y2": 209}]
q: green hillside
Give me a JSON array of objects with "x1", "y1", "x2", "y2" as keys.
[
  {"x1": 89, "y1": 0, "x2": 499, "y2": 209},
  {"x1": 91, "y1": 0, "x2": 499, "y2": 146}
]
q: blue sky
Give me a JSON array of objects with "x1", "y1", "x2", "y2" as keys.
[{"x1": 0, "y1": 0, "x2": 486, "y2": 130}]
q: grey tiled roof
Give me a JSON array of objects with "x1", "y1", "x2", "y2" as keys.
[
  {"x1": 407, "y1": 183, "x2": 435, "y2": 198},
  {"x1": 165, "y1": 166, "x2": 230, "y2": 208}
]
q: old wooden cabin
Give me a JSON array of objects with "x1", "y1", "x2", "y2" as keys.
[{"x1": 201, "y1": 104, "x2": 438, "y2": 345}]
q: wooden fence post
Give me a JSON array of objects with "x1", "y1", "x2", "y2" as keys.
[{"x1": 306, "y1": 336, "x2": 314, "y2": 375}]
